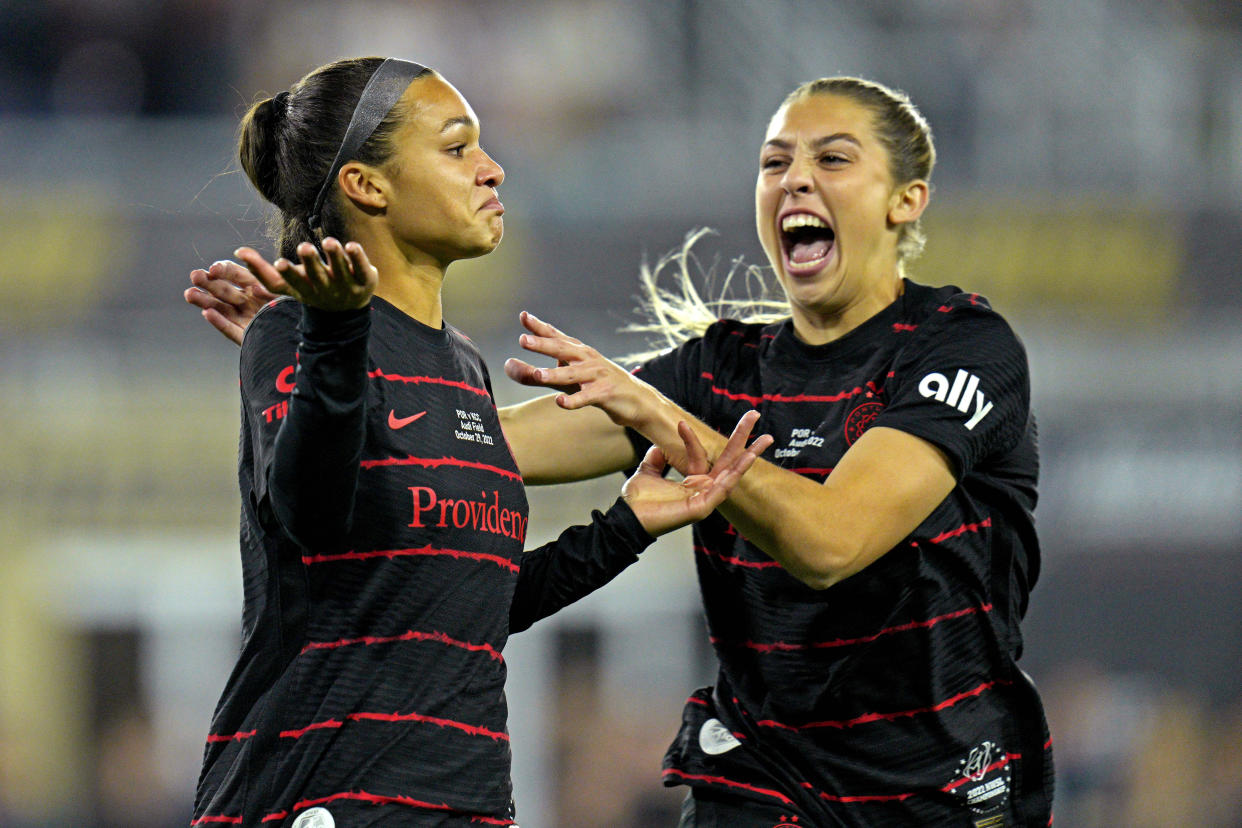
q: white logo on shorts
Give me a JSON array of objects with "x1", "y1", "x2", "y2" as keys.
[
  {"x1": 292, "y1": 807, "x2": 335, "y2": 828},
  {"x1": 698, "y1": 717, "x2": 742, "y2": 755}
]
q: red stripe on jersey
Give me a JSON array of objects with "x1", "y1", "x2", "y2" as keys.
[
  {"x1": 757, "y1": 679, "x2": 1009, "y2": 732},
  {"x1": 360, "y1": 455, "x2": 522, "y2": 481},
  {"x1": 260, "y1": 812, "x2": 288, "y2": 822},
  {"x1": 704, "y1": 378, "x2": 867, "y2": 405},
  {"x1": 817, "y1": 789, "x2": 916, "y2": 803},
  {"x1": 280, "y1": 710, "x2": 509, "y2": 742},
  {"x1": 368, "y1": 368, "x2": 491, "y2": 397},
  {"x1": 205, "y1": 729, "x2": 255, "y2": 744},
  {"x1": 926, "y1": 517, "x2": 992, "y2": 545},
  {"x1": 301, "y1": 628, "x2": 504, "y2": 662},
  {"x1": 191, "y1": 817, "x2": 244, "y2": 825},
  {"x1": 892, "y1": 323, "x2": 919, "y2": 332},
  {"x1": 785, "y1": 466, "x2": 833, "y2": 476},
  {"x1": 275, "y1": 791, "x2": 514, "y2": 825},
  {"x1": 661, "y1": 768, "x2": 795, "y2": 805},
  {"x1": 695, "y1": 544, "x2": 783, "y2": 569},
  {"x1": 713, "y1": 604, "x2": 993, "y2": 654},
  {"x1": 699, "y1": 371, "x2": 894, "y2": 405},
  {"x1": 301, "y1": 544, "x2": 520, "y2": 572},
  {"x1": 686, "y1": 695, "x2": 709, "y2": 707}
]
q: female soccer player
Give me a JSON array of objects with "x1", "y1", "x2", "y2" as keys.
[
  {"x1": 188, "y1": 76, "x2": 1053, "y2": 826},
  {"x1": 191, "y1": 56, "x2": 771, "y2": 828},
  {"x1": 499, "y1": 78, "x2": 1053, "y2": 827}
]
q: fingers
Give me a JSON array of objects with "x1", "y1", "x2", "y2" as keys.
[
  {"x1": 503, "y1": 357, "x2": 540, "y2": 386},
  {"x1": 712, "y1": 410, "x2": 762, "y2": 471},
  {"x1": 679, "y1": 421, "x2": 710, "y2": 476},
  {"x1": 638, "y1": 444, "x2": 668, "y2": 477},
  {"x1": 321, "y1": 238, "x2": 350, "y2": 289},
  {"x1": 200, "y1": 307, "x2": 245, "y2": 346},
  {"x1": 210, "y1": 259, "x2": 278, "y2": 300},
  {"x1": 519, "y1": 310, "x2": 582, "y2": 344},
  {"x1": 235, "y1": 246, "x2": 298, "y2": 297},
  {"x1": 343, "y1": 241, "x2": 377, "y2": 288},
  {"x1": 518, "y1": 331, "x2": 592, "y2": 365},
  {"x1": 295, "y1": 241, "x2": 331, "y2": 291}
]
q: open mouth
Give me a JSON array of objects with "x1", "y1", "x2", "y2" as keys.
[{"x1": 780, "y1": 213, "x2": 835, "y2": 270}]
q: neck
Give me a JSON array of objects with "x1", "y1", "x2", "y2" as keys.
[
  {"x1": 790, "y1": 270, "x2": 904, "y2": 346},
  {"x1": 350, "y1": 224, "x2": 446, "y2": 329}
]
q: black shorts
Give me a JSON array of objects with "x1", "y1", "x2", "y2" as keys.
[{"x1": 676, "y1": 789, "x2": 808, "y2": 828}]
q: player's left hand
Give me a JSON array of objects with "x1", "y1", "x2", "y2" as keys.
[{"x1": 622, "y1": 410, "x2": 772, "y2": 537}]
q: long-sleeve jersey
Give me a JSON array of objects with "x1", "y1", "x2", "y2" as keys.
[
  {"x1": 631, "y1": 281, "x2": 1054, "y2": 827},
  {"x1": 193, "y1": 296, "x2": 653, "y2": 827}
]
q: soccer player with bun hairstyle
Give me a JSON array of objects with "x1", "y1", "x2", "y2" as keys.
[
  {"x1": 191, "y1": 56, "x2": 771, "y2": 828},
  {"x1": 188, "y1": 74, "x2": 1053, "y2": 826}
]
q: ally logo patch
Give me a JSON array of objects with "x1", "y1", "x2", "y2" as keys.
[{"x1": 918, "y1": 369, "x2": 994, "y2": 430}]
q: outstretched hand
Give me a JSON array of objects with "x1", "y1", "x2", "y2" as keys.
[
  {"x1": 622, "y1": 410, "x2": 773, "y2": 537},
  {"x1": 503, "y1": 311, "x2": 656, "y2": 429},
  {"x1": 185, "y1": 260, "x2": 277, "y2": 345},
  {"x1": 232, "y1": 238, "x2": 377, "y2": 313}
]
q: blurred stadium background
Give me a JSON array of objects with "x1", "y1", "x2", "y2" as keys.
[{"x1": 1, "y1": 1, "x2": 1240, "y2": 825}]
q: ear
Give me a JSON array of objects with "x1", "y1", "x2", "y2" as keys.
[
  {"x1": 337, "y1": 161, "x2": 389, "y2": 213},
  {"x1": 888, "y1": 179, "x2": 929, "y2": 227}
]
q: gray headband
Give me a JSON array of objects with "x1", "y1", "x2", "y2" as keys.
[{"x1": 307, "y1": 58, "x2": 428, "y2": 231}]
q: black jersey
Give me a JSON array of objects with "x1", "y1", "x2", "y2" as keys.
[
  {"x1": 632, "y1": 281, "x2": 1053, "y2": 827},
  {"x1": 193, "y1": 297, "x2": 653, "y2": 828}
]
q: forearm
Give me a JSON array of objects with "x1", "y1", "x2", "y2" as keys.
[
  {"x1": 632, "y1": 406, "x2": 953, "y2": 590},
  {"x1": 630, "y1": 405, "x2": 849, "y2": 585},
  {"x1": 509, "y1": 498, "x2": 654, "y2": 633},
  {"x1": 499, "y1": 394, "x2": 637, "y2": 484},
  {"x1": 266, "y1": 306, "x2": 370, "y2": 548}
]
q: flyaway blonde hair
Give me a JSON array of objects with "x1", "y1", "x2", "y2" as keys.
[{"x1": 621, "y1": 228, "x2": 790, "y2": 365}]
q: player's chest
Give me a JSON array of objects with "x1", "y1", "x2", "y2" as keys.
[{"x1": 711, "y1": 357, "x2": 895, "y2": 474}]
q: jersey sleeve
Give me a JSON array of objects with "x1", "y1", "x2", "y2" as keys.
[
  {"x1": 871, "y1": 295, "x2": 1031, "y2": 477},
  {"x1": 508, "y1": 498, "x2": 654, "y2": 633},
  {"x1": 240, "y1": 300, "x2": 371, "y2": 549}
]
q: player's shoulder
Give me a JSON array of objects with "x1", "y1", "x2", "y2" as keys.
[
  {"x1": 700, "y1": 316, "x2": 778, "y2": 350},
  {"x1": 239, "y1": 297, "x2": 300, "y2": 364},
  {"x1": 904, "y1": 280, "x2": 1019, "y2": 339},
  {"x1": 444, "y1": 321, "x2": 481, "y2": 353},
  {"x1": 244, "y1": 296, "x2": 299, "y2": 336}
]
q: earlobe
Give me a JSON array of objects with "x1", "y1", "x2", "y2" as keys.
[
  {"x1": 338, "y1": 162, "x2": 389, "y2": 212},
  {"x1": 888, "y1": 180, "x2": 929, "y2": 226}
]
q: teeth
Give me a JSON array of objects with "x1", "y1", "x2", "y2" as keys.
[{"x1": 781, "y1": 213, "x2": 828, "y2": 232}]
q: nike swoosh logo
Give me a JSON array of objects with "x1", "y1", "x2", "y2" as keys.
[{"x1": 388, "y1": 410, "x2": 427, "y2": 429}]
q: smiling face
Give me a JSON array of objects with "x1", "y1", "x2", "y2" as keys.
[
  {"x1": 376, "y1": 74, "x2": 506, "y2": 268},
  {"x1": 756, "y1": 92, "x2": 927, "y2": 342}
]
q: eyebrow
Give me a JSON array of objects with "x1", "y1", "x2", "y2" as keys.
[
  {"x1": 440, "y1": 115, "x2": 477, "y2": 134},
  {"x1": 763, "y1": 132, "x2": 863, "y2": 151}
]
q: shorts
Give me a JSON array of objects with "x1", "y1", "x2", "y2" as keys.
[{"x1": 676, "y1": 789, "x2": 808, "y2": 828}]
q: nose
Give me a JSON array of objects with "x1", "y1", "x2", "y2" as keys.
[
  {"x1": 478, "y1": 151, "x2": 504, "y2": 188},
  {"x1": 781, "y1": 154, "x2": 813, "y2": 196}
]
